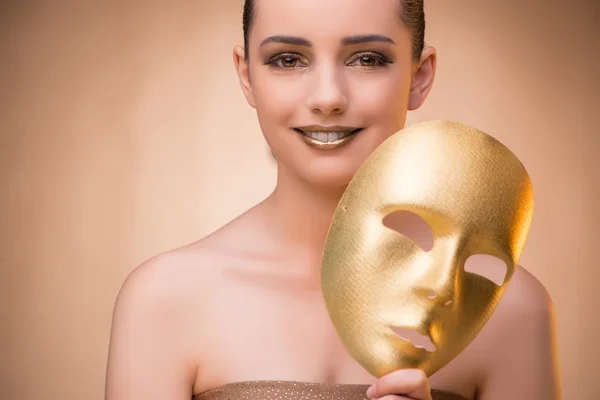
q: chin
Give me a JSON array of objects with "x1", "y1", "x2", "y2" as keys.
[
  {"x1": 298, "y1": 156, "x2": 366, "y2": 188},
  {"x1": 304, "y1": 170, "x2": 355, "y2": 188}
]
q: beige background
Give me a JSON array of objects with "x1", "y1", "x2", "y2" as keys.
[{"x1": 1, "y1": 1, "x2": 598, "y2": 399}]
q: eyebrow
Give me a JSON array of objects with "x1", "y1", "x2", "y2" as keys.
[
  {"x1": 260, "y1": 35, "x2": 311, "y2": 47},
  {"x1": 259, "y1": 34, "x2": 395, "y2": 48},
  {"x1": 342, "y1": 34, "x2": 395, "y2": 45}
]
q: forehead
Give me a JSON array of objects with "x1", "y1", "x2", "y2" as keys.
[{"x1": 252, "y1": 0, "x2": 409, "y2": 43}]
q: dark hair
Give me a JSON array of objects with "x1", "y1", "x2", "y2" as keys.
[{"x1": 242, "y1": 0, "x2": 425, "y2": 61}]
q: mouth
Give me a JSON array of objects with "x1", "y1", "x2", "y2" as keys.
[
  {"x1": 293, "y1": 125, "x2": 363, "y2": 150},
  {"x1": 391, "y1": 326, "x2": 437, "y2": 352}
]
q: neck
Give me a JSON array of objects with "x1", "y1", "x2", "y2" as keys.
[{"x1": 263, "y1": 164, "x2": 347, "y2": 264}]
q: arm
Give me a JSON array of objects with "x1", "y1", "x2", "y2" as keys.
[
  {"x1": 478, "y1": 267, "x2": 562, "y2": 400},
  {"x1": 104, "y1": 255, "x2": 199, "y2": 400}
]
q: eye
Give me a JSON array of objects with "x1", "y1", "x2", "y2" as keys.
[
  {"x1": 347, "y1": 51, "x2": 392, "y2": 68},
  {"x1": 464, "y1": 254, "x2": 508, "y2": 286},
  {"x1": 382, "y1": 210, "x2": 434, "y2": 251},
  {"x1": 267, "y1": 53, "x2": 307, "y2": 69}
]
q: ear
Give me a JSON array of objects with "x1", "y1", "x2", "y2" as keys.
[
  {"x1": 408, "y1": 45, "x2": 437, "y2": 111},
  {"x1": 233, "y1": 45, "x2": 256, "y2": 109}
]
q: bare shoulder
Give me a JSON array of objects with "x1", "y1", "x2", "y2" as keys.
[
  {"x1": 104, "y1": 248, "x2": 214, "y2": 399},
  {"x1": 115, "y1": 239, "x2": 225, "y2": 306},
  {"x1": 474, "y1": 265, "x2": 562, "y2": 399},
  {"x1": 105, "y1": 210, "x2": 259, "y2": 399},
  {"x1": 485, "y1": 265, "x2": 556, "y2": 330},
  {"x1": 110, "y1": 204, "x2": 264, "y2": 316},
  {"x1": 109, "y1": 238, "x2": 227, "y2": 335}
]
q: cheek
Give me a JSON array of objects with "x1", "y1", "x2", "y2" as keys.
[
  {"x1": 349, "y1": 71, "x2": 411, "y2": 123},
  {"x1": 252, "y1": 74, "x2": 303, "y2": 124}
]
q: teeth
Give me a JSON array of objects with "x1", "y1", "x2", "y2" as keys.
[{"x1": 304, "y1": 131, "x2": 354, "y2": 143}]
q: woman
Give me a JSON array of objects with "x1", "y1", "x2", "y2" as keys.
[{"x1": 104, "y1": 0, "x2": 561, "y2": 399}]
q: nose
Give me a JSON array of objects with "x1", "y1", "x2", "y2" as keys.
[
  {"x1": 305, "y1": 65, "x2": 348, "y2": 116},
  {"x1": 414, "y1": 262, "x2": 457, "y2": 306}
]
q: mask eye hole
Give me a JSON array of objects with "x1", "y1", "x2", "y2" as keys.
[
  {"x1": 464, "y1": 254, "x2": 507, "y2": 286},
  {"x1": 382, "y1": 210, "x2": 434, "y2": 252}
]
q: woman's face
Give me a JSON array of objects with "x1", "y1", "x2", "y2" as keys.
[{"x1": 234, "y1": 0, "x2": 436, "y2": 187}]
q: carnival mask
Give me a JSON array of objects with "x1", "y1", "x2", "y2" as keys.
[{"x1": 321, "y1": 120, "x2": 534, "y2": 377}]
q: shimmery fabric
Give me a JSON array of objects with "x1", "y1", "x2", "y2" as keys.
[{"x1": 193, "y1": 381, "x2": 469, "y2": 400}]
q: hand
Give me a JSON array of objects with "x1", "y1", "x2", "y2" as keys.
[{"x1": 366, "y1": 369, "x2": 432, "y2": 400}]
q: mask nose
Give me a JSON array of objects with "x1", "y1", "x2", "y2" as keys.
[
  {"x1": 423, "y1": 289, "x2": 454, "y2": 307},
  {"x1": 413, "y1": 285, "x2": 454, "y2": 308},
  {"x1": 414, "y1": 257, "x2": 458, "y2": 306},
  {"x1": 305, "y1": 65, "x2": 348, "y2": 116}
]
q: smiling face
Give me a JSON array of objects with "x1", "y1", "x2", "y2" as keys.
[
  {"x1": 321, "y1": 121, "x2": 534, "y2": 377},
  {"x1": 234, "y1": 0, "x2": 436, "y2": 187}
]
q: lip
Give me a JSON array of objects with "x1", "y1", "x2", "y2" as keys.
[
  {"x1": 295, "y1": 125, "x2": 362, "y2": 132},
  {"x1": 391, "y1": 326, "x2": 437, "y2": 352},
  {"x1": 293, "y1": 125, "x2": 363, "y2": 150}
]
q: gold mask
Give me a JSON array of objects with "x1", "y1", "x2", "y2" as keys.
[{"x1": 321, "y1": 121, "x2": 534, "y2": 378}]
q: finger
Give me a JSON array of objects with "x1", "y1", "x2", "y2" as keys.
[
  {"x1": 367, "y1": 369, "x2": 430, "y2": 400},
  {"x1": 374, "y1": 396, "x2": 413, "y2": 400}
]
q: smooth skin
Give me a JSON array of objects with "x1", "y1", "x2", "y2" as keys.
[{"x1": 104, "y1": 0, "x2": 562, "y2": 399}]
